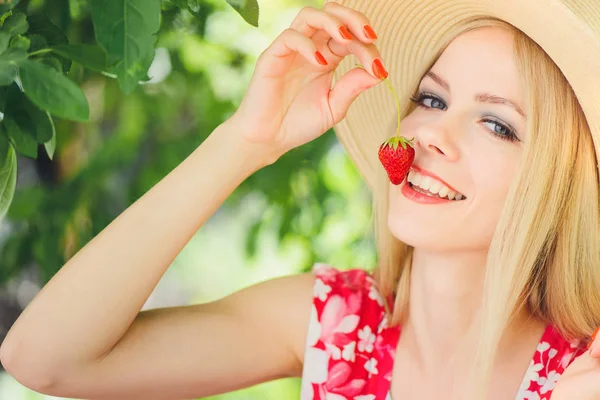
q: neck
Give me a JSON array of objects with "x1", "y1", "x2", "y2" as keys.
[{"x1": 399, "y1": 247, "x2": 545, "y2": 375}]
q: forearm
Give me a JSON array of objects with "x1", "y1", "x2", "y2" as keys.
[{"x1": 0, "y1": 120, "x2": 274, "y2": 375}]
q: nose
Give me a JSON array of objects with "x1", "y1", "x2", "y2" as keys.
[{"x1": 414, "y1": 122, "x2": 460, "y2": 161}]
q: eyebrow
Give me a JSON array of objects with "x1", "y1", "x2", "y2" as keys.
[{"x1": 424, "y1": 71, "x2": 526, "y2": 118}]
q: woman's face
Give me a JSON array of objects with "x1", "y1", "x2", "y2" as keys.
[{"x1": 388, "y1": 26, "x2": 528, "y2": 252}]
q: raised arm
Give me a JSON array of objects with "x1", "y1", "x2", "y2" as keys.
[{"x1": 1, "y1": 3, "x2": 386, "y2": 398}]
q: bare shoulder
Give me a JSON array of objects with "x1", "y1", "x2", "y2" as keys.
[{"x1": 217, "y1": 271, "x2": 317, "y2": 369}]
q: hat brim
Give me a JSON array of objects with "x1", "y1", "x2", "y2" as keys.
[{"x1": 326, "y1": 0, "x2": 600, "y2": 190}]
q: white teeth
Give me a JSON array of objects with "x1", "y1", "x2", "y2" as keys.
[
  {"x1": 438, "y1": 186, "x2": 449, "y2": 198},
  {"x1": 429, "y1": 181, "x2": 442, "y2": 194},
  {"x1": 407, "y1": 169, "x2": 465, "y2": 200},
  {"x1": 412, "y1": 173, "x2": 422, "y2": 186},
  {"x1": 420, "y1": 176, "x2": 432, "y2": 191}
]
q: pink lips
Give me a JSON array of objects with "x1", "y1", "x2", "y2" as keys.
[{"x1": 409, "y1": 164, "x2": 463, "y2": 195}]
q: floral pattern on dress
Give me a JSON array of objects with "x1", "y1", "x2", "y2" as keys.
[{"x1": 300, "y1": 263, "x2": 588, "y2": 400}]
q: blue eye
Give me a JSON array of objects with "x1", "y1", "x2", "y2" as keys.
[{"x1": 409, "y1": 91, "x2": 520, "y2": 142}]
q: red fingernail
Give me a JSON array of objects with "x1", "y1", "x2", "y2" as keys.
[
  {"x1": 363, "y1": 24, "x2": 377, "y2": 39},
  {"x1": 588, "y1": 326, "x2": 600, "y2": 350},
  {"x1": 372, "y1": 58, "x2": 388, "y2": 79},
  {"x1": 315, "y1": 51, "x2": 328, "y2": 65},
  {"x1": 339, "y1": 25, "x2": 353, "y2": 40}
]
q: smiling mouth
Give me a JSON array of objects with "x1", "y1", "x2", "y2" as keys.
[
  {"x1": 406, "y1": 170, "x2": 466, "y2": 201},
  {"x1": 408, "y1": 182, "x2": 466, "y2": 201}
]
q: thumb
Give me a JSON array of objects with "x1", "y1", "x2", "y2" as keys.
[{"x1": 328, "y1": 66, "x2": 382, "y2": 125}]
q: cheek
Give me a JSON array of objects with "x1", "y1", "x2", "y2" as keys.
[
  {"x1": 386, "y1": 152, "x2": 520, "y2": 251},
  {"x1": 466, "y1": 152, "x2": 520, "y2": 244}
]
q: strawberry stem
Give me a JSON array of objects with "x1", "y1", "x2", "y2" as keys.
[{"x1": 355, "y1": 63, "x2": 401, "y2": 138}]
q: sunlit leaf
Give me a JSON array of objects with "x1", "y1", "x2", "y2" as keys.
[
  {"x1": 0, "y1": 132, "x2": 17, "y2": 225},
  {"x1": 44, "y1": 111, "x2": 56, "y2": 160},
  {"x1": 91, "y1": 0, "x2": 161, "y2": 93},
  {"x1": 226, "y1": 0, "x2": 259, "y2": 27}
]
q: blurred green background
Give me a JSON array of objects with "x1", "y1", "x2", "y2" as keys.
[{"x1": 0, "y1": 0, "x2": 378, "y2": 398}]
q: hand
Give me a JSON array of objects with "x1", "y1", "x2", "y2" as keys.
[
  {"x1": 551, "y1": 328, "x2": 600, "y2": 399},
  {"x1": 228, "y1": 1, "x2": 387, "y2": 162}
]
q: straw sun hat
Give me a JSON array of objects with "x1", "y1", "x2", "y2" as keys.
[{"x1": 324, "y1": 0, "x2": 600, "y2": 190}]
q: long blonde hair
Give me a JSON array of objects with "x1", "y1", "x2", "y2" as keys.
[{"x1": 370, "y1": 16, "x2": 600, "y2": 397}]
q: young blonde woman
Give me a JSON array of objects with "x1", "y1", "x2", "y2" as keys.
[{"x1": 2, "y1": 0, "x2": 600, "y2": 399}]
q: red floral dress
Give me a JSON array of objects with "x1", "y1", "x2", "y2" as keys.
[{"x1": 300, "y1": 263, "x2": 588, "y2": 400}]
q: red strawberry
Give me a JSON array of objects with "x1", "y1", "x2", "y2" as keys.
[
  {"x1": 378, "y1": 136, "x2": 415, "y2": 185},
  {"x1": 355, "y1": 61, "x2": 415, "y2": 184}
]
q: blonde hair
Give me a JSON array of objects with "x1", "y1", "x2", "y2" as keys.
[{"x1": 370, "y1": 16, "x2": 600, "y2": 398}]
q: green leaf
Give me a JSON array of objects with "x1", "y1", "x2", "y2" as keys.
[
  {"x1": 0, "y1": 132, "x2": 17, "y2": 225},
  {"x1": 5, "y1": 84, "x2": 55, "y2": 143},
  {"x1": 3, "y1": 116, "x2": 38, "y2": 158},
  {"x1": 52, "y1": 44, "x2": 107, "y2": 72},
  {"x1": 0, "y1": 47, "x2": 24, "y2": 85},
  {"x1": 19, "y1": 59, "x2": 90, "y2": 122},
  {"x1": 9, "y1": 34, "x2": 29, "y2": 50},
  {"x1": 2, "y1": 10, "x2": 28, "y2": 37},
  {"x1": 91, "y1": 0, "x2": 161, "y2": 93},
  {"x1": 0, "y1": 31, "x2": 10, "y2": 53},
  {"x1": 27, "y1": 34, "x2": 47, "y2": 53},
  {"x1": 44, "y1": 112, "x2": 55, "y2": 159},
  {"x1": 226, "y1": 0, "x2": 259, "y2": 27},
  {"x1": 26, "y1": 14, "x2": 68, "y2": 46},
  {"x1": 41, "y1": 55, "x2": 63, "y2": 71},
  {"x1": 69, "y1": 0, "x2": 90, "y2": 21},
  {"x1": 0, "y1": 0, "x2": 20, "y2": 14},
  {"x1": 0, "y1": 60, "x2": 17, "y2": 85},
  {"x1": 26, "y1": 14, "x2": 71, "y2": 72},
  {"x1": 162, "y1": 0, "x2": 187, "y2": 9}
]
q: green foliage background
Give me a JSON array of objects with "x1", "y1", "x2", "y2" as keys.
[{"x1": 0, "y1": 0, "x2": 378, "y2": 398}]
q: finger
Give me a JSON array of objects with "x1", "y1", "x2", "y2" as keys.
[
  {"x1": 323, "y1": 35, "x2": 388, "y2": 79},
  {"x1": 257, "y1": 28, "x2": 331, "y2": 76},
  {"x1": 328, "y1": 66, "x2": 382, "y2": 124},
  {"x1": 321, "y1": 1, "x2": 379, "y2": 43},
  {"x1": 290, "y1": 6, "x2": 356, "y2": 43},
  {"x1": 288, "y1": 4, "x2": 388, "y2": 80}
]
